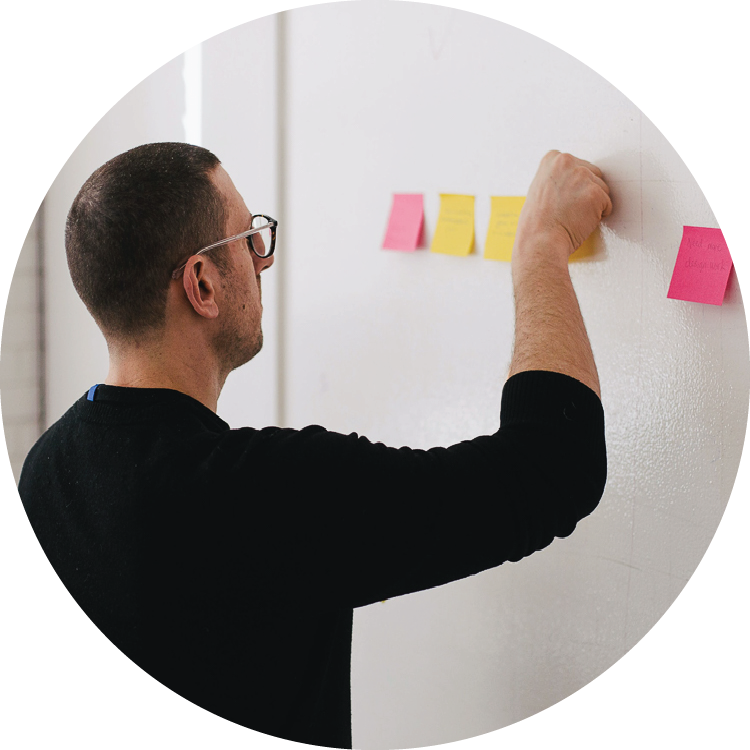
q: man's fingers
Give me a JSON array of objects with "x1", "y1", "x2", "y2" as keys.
[
  {"x1": 584, "y1": 169, "x2": 612, "y2": 218},
  {"x1": 541, "y1": 150, "x2": 612, "y2": 218},
  {"x1": 599, "y1": 187, "x2": 613, "y2": 218},
  {"x1": 592, "y1": 173, "x2": 613, "y2": 216},
  {"x1": 550, "y1": 151, "x2": 607, "y2": 183},
  {"x1": 560, "y1": 152, "x2": 605, "y2": 183},
  {"x1": 576, "y1": 158, "x2": 605, "y2": 181},
  {"x1": 590, "y1": 173, "x2": 610, "y2": 195}
]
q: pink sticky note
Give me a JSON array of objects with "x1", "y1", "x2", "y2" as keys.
[
  {"x1": 382, "y1": 194, "x2": 424, "y2": 251},
  {"x1": 667, "y1": 226, "x2": 733, "y2": 306}
]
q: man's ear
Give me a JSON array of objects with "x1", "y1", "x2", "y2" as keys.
[{"x1": 182, "y1": 257, "x2": 220, "y2": 319}]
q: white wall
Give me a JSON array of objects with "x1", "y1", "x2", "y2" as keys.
[
  {"x1": 25, "y1": 2, "x2": 750, "y2": 749},
  {"x1": 280, "y1": 3, "x2": 749, "y2": 748}
]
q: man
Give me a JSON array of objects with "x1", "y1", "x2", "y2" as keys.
[{"x1": 20, "y1": 143, "x2": 610, "y2": 748}]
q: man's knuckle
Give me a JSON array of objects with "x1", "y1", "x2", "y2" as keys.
[{"x1": 558, "y1": 153, "x2": 575, "y2": 167}]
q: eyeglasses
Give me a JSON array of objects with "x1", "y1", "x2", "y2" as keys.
[{"x1": 171, "y1": 214, "x2": 278, "y2": 280}]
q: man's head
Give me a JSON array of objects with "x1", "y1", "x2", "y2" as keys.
[
  {"x1": 66, "y1": 142, "x2": 227, "y2": 339},
  {"x1": 66, "y1": 142, "x2": 273, "y2": 374}
]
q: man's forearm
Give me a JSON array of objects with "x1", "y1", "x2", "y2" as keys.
[{"x1": 508, "y1": 233, "x2": 601, "y2": 398}]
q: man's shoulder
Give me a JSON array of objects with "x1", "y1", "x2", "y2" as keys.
[{"x1": 21, "y1": 394, "x2": 85, "y2": 463}]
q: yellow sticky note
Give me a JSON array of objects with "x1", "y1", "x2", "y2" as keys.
[
  {"x1": 430, "y1": 194, "x2": 475, "y2": 256},
  {"x1": 570, "y1": 231, "x2": 597, "y2": 261},
  {"x1": 484, "y1": 196, "x2": 526, "y2": 261}
]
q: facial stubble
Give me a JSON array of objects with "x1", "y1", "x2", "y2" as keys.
[{"x1": 215, "y1": 273, "x2": 264, "y2": 374}]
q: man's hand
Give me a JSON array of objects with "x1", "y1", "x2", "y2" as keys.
[
  {"x1": 514, "y1": 150, "x2": 612, "y2": 263},
  {"x1": 507, "y1": 151, "x2": 612, "y2": 398}
]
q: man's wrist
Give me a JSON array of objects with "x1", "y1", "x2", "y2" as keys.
[{"x1": 512, "y1": 229, "x2": 572, "y2": 274}]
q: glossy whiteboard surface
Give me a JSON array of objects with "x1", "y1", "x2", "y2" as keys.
[{"x1": 280, "y1": 3, "x2": 748, "y2": 747}]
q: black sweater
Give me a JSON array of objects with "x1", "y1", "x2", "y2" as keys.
[{"x1": 19, "y1": 370, "x2": 606, "y2": 748}]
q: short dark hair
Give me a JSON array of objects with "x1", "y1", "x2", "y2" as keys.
[{"x1": 66, "y1": 142, "x2": 227, "y2": 339}]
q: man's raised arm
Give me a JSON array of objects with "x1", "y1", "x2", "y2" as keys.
[{"x1": 508, "y1": 151, "x2": 612, "y2": 397}]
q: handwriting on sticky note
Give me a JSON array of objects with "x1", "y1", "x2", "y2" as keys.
[
  {"x1": 667, "y1": 226, "x2": 732, "y2": 305},
  {"x1": 382, "y1": 194, "x2": 424, "y2": 252},
  {"x1": 430, "y1": 194, "x2": 475, "y2": 256},
  {"x1": 484, "y1": 197, "x2": 525, "y2": 261}
]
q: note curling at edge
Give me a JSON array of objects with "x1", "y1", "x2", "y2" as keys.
[
  {"x1": 382, "y1": 193, "x2": 424, "y2": 252},
  {"x1": 667, "y1": 226, "x2": 732, "y2": 306}
]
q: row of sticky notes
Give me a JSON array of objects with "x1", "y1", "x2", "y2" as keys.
[
  {"x1": 383, "y1": 193, "x2": 733, "y2": 305},
  {"x1": 382, "y1": 193, "x2": 595, "y2": 261}
]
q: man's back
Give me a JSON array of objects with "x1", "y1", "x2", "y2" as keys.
[
  {"x1": 20, "y1": 372, "x2": 605, "y2": 747},
  {"x1": 20, "y1": 384, "x2": 358, "y2": 746}
]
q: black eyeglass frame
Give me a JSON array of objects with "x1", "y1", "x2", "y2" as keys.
[{"x1": 171, "y1": 214, "x2": 277, "y2": 279}]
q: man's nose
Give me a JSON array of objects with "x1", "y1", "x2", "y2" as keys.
[{"x1": 254, "y1": 252, "x2": 275, "y2": 274}]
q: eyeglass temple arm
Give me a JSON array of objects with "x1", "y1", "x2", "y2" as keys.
[{"x1": 171, "y1": 218, "x2": 277, "y2": 279}]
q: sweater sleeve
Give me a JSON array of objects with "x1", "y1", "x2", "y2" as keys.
[
  {"x1": 211, "y1": 370, "x2": 606, "y2": 609},
  {"x1": 241, "y1": 370, "x2": 606, "y2": 608}
]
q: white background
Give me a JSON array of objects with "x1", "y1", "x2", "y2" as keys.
[{"x1": 1, "y1": 1, "x2": 748, "y2": 748}]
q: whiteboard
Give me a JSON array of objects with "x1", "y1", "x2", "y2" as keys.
[{"x1": 277, "y1": 3, "x2": 748, "y2": 747}]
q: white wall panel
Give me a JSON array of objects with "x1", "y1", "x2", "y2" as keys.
[
  {"x1": 281, "y1": 3, "x2": 749, "y2": 748},
  {"x1": 44, "y1": 54, "x2": 187, "y2": 425}
]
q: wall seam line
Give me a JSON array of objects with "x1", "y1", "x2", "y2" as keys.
[
  {"x1": 36, "y1": 199, "x2": 47, "y2": 434},
  {"x1": 276, "y1": 11, "x2": 288, "y2": 428}
]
